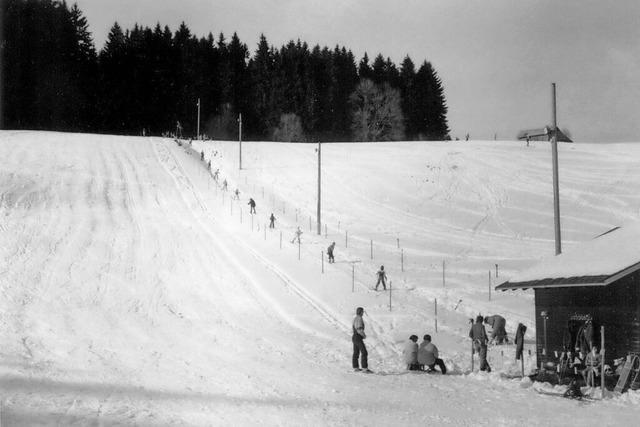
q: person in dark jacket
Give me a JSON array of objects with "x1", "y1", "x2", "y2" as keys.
[
  {"x1": 484, "y1": 314, "x2": 508, "y2": 344},
  {"x1": 403, "y1": 335, "x2": 420, "y2": 370},
  {"x1": 327, "y1": 242, "x2": 336, "y2": 263},
  {"x1": 352, "y1": 307, "x2": 371, "y2": 372},
  {"x1": 248, "y1": 198, "x2": 256, "y2": 214},
  {"x1": 375, "y1": 265, "x2": 387, "y2": 291},
  {"x1": 418, "y1": 334, "x2": 447, "y2": 374},
  {"x1": 469, "y1": 315, "x2": 491, "y2": 372},
  {"x1": 269, "y1": 213, "x2": 276, "y2": 229}
]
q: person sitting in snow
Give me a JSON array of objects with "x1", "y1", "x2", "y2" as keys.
[
  {"x1": 581, "y1": 346, "x2": 601, "y2": 387},
  {"x1": 418, "y1": 334, "x2": 447, "y2": 374},
  {"x1": 469, "y1": 315, "x2": 491, "y2": 372},
  {"x1": 403, "y1": 335, "x2": 420, "y2": 371},
  {"x1": 484, "y1": 314, "x2": 508, "y2": 344}
]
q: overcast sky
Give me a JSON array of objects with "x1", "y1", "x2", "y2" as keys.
[{"x1": 75, "y1": 0, "x2": 640, "y2": 142}]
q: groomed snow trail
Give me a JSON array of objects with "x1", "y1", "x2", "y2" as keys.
[{"x1": 1, "y1": 132, "x2": 639, "y2": 426}]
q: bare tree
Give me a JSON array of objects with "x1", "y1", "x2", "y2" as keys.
[
  {"x1": 273, "y1": 113, "x2": 305, "y2": 142},
  {"x1": 350, "y1": 79, "x2": 405, "y2": 141}
]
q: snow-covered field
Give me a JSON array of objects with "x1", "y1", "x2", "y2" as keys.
[{"x1": 1, "y1": 130, "x2": 639, "y2": 426}]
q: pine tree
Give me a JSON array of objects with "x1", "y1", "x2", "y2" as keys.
[{"x1": 413, "y1": 61, "x2": 449, "y2": 140}]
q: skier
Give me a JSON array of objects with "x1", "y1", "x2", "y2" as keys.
[
  {"x1": 418, "y1": 334, "x2": 447, "y2": 374},
  {"x1": 234, "y1": 188, "x2": 240, "y2": 200},
  {"x1": 213, "y1": 168, "x2": 220, "y2": 182},
  {"x1": 484, "y1": 314, "x2": 508, "y2": 344},
  {"x1": 327, "y1": 241, "x2": 336, "y2": 263},
  {"x1": 207, "y1": 160, "x2": 211, "y2": 171},
  {"x1": 352, "y1": 307, "x2": 371, "y2": 372},
  {"x1": 375, "y1": 265, "x2": 387, "y2": 291},
  {"x1": 222, "y1": 179, "x2": 228, "y2": 191},
  {"x1": 248, "y1": 198, "x2": 256, "y2": 214},
  {"x1": 269, "y1": 213, "x2": 276, "y2": 229},
  {"x1": 403, "y1": 335, "x2": 420, "y2": 371},
  {"x1": 291, "y1": 226, "x2": 303, "y2": 244},
  {"x1": 469, "y1": 315, "x2": 491, "y2": 372},
  {"x1": 200, "y1": 150, "x2": 204, "y2": 161}
]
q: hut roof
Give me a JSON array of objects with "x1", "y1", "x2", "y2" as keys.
[
  {"x1": 517, "y1": 126, "x2": 573, "y2": 142},
  {"x1": 496, "y1": 223, "x2": 640, "y2": 290}
]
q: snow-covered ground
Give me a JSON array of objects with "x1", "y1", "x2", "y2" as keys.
[{"x1": 1, "y1": 130, "x2": 639, "y2": 425}]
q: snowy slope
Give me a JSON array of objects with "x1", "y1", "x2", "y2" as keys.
[{"x1": 1, "y1": 131, "x2": 639, "y2": 426}]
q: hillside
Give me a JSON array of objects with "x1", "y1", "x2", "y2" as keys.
[{"x1": 1, "y1": 131, "x2": 639, "y2": 425}]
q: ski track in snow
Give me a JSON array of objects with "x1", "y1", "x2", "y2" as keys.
[{"x1": 1, "y1": 132, "x2": 640, "y2": 426}]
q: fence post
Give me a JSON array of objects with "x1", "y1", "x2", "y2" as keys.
[
  {"x1": 495, "y1": 263, "x2": 499, "y2": 278},
  {"x1": 601, "y1": 326, "x2": 605, "y2": 399},
  {"x1": 298, "y1": 239, "x2": 301, "y2": 260},
  {"x1": 442, "y1": 260, "x2": 445, "y2": 287},
  {"x1": 397, "y1": 237, "x2": 400, "y2": 248},
  {"x1": 321, "y1": 251, "x2": 324, "y2": 274},
  {"x1": 401, "y1": 249, "x2": 404, "y2": 272},
  {"x1": 352, "y1": 264, "x2": 355, "y2": 292},
  {"x1": 488, "y1": 270, "x2": 492, "y2": 301},
  {"x1": 435, "y1": 298, "x2": 438, "y2": 332}
]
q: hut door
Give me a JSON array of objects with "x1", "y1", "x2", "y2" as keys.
[{"x1": 565, "y1": 315, "x2": 597, "y2": 359}]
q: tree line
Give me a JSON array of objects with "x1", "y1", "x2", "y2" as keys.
[{"x1": 2, "y1": 0, "x2": 449, "y2": 141}]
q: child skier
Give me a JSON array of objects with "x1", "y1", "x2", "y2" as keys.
[
  {"x1": 327, "y1": 242, "x2": 336, "y2": 263},
  {"x1": 375, "y1": 265, "x2": 387, "y2": 291}
]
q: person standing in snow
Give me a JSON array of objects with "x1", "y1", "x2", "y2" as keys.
[
  {"x1": 469, "y1": 315, "x2": 491, "y2": 372},
  {"x1": 327, "y1": 242, "x2": 336, "y2": 263},
  {"x1": 403, "y1": 335, "x2": 420, "y2": 371},
  {"x1": 375, "y1": 265, "x2": 387, "y2": 291},
  {"x1": 269, "y1": 213, "x2": 276, "y2": 229},
  {"x1": 234, "y1": 188, "x2": 240, "y2": 200},
  {"x1": 352, "y1": 307, "x2": 371, "y2": 372},
  {"x1": 418, "y1": 334, "x2": 447, "y2": 374},
  {"x1": 248, "y1": 198, "x2": 256, "y2": 214},
  {"x1": 484, "y1": 314, "x2": 508, "y2": 344},
  {"x1": 291, "y1": 226, "x2": 303, "y2": 244},
  {"x1": 222, "y1": 179, "x2": 228, "y2": 191}
]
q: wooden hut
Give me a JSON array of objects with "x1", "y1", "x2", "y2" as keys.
[
  {"x1": 496, "y1": 224, "x2": 640, "y2": 369},
  {"x1": 517, "y1": 126, "x2": 573, "y2": 143}
]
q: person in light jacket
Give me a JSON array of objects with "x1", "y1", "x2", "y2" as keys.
[
  {"x1": 418, "y1": 334, "x2": 447, "y2": 374},
  {"x1": 352, "y1": 307, "x2": 371, "y2": 372},
  {"x1": 403, "y1": 335, "x2": 420, "y2": 370},
  {"x1": 469, "y1": 315, "x2": 491, "y2": 372}
]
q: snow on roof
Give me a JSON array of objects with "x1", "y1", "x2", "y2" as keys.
[{"x1": 496, "y1": 222, "x2": 640, "y2": 290}]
